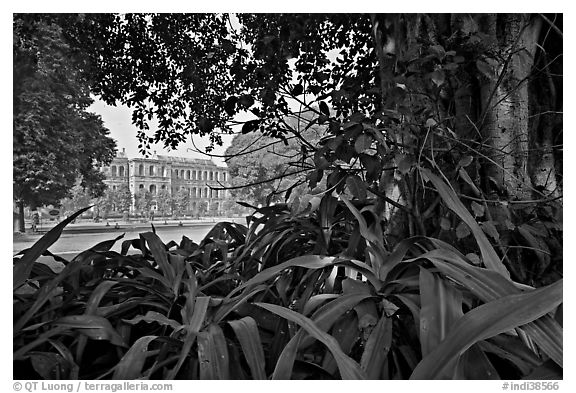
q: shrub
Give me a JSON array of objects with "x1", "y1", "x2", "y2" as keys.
[{"x1": 13, "y1": 174, "x2": 562, "y2": 379}]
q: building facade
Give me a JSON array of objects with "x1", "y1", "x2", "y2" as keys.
[{"x1": 102, "y1": 149, "x2": 230, "y2": 215}]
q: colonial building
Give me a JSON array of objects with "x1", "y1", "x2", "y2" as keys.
[{"x1": 102, "y1": 148, "x2": 230, "y2": 214}]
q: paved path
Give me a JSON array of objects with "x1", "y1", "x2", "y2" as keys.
[{"x1": 13, "y1": 217, "x2": 245, "y2": 256}]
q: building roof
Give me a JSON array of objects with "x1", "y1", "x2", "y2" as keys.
[{"x1": 110, "y1": 151, "x2": 227, "y2": 169}]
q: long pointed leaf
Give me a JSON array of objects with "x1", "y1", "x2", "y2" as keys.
[
  {"x1": 255, "y1": 302, "x2": 367, "y2": 379},
  {"x1": 113, "y1": 336, "x2": 158, "y2": 379},
  {"x1": 419, "y1": 268, "x2": 463, "y2": 357},
  {"x1": 14, "y1": 206, "x2": 91, "y2": 289},
  {"x1": 360, "y1": 314, "x2": 392, "y2": 379},
  {"x1": 228, "y1": 317, "x2": 267, "y2": 380},
  {"x1": 421, "y1": 169, "x2": 509, "y2": 278},
  {"x1": 411, "y1": 279, "x2": 562, "y2": 379},
  {"x1": 197, "y1": 324, "x2": 229, "y2": 379},
  {"x1": 414, "y1": 249, "x2": 563, "y2": 366}
]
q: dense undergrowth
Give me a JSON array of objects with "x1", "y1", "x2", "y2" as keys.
[{"x1": 13, "y1": 172, "x2": 562, "y2": 380}]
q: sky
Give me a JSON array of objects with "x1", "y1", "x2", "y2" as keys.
[{"x1": 89, "y1": 100, "x2": 235, "y2": 166}]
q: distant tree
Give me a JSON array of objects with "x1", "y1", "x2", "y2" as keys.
[
  {"x1": 134, "y1": 190, "x2": 153, "y2": 218},
  {"x1": 197, "y1": 201, "x2": 208, "y2": 217},
  {"x1": 59, "y1": 179, "x2": 93, "y2": 217},
  {"x1": 174, "y1": 188, "x2": 191, "y2": 217},
  {"x1": 13, "y1": 15, "x2": 116, "y2": 231},
  {"x1": 155, "y1": 189, "x2": 173, "y2": 218},
  {"x1": 114, "y1": 184, "x2": 133, "y2": 213},
  {"x1": 225, "y1": 114, "x2": 322, "y2": 205}
]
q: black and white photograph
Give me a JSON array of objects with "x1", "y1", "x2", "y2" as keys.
[{"x1": 11, "y1": 8, "x2": 564, "y2": 385}]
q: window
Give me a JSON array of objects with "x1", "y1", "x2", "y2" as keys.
[
  {"x1": 161, "y1": 166, "x2": 165, "y2": 177},
  {"x1": 222, "y1": 172, "x2": 227, "y2": 181},
  {"x1": 150, "y1": 184, "x2": 156, "y2": 194},
  {"x1": 111, "y1": 166, "x2": 117, "y2": 177},
  {"x1": 149, "y1": 166, "x2": 155, "y2": 176},
  {"x1": 192, "y1": 170, "x2": 197, "y2": 180},
  {"x1": 204, "y1": 171, "x2": 208, "y2": 180},
  {"x1": 210, "y1": 171, "x2": 214, "y2": 181},
  {"x1": 139, "y1": 165, "x2": 144, "y2": 176},
  {"x1": 174, "y1": 169, "x2": 179, "y2": 179},
  {"x1": 180, "y1": 170, "x2": 185, "y2": 178},
  {"x1": 112, "y1": 185, "x2": 117, "y2": 191},
  {"x1": 139, "y1": 184, "x2": 144, "y2": 189},
  {"x1": 161, "y1": 185, "x2": 166, "y2": 190},
  {"x1": 186, "y1": 170, "x2": 191, "y2": 179},
  {"x1": 119, "y1": 166, "x2": 125, "y2": 177},
  {"x1": 192, "y1": 187, "x2": 197, "y2": 198}
]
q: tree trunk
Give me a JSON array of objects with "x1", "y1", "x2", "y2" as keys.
[
  {"x1": 18, "y1": 200, "x2": 25, "y2": 233},
  {"x1": 478, "y1": 14, "x2": 542, "y2": 200}
]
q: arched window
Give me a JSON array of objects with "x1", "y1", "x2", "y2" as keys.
[
  {"x1": 161, "y1": 166, "x2": 165, "y2": 177},
  {"x1": 150, "y1": 184, "x2": 156, "y2": 194},
  {"x1": 186, "y1": 170, "x2": 191, "y2": 179},
  {"x1": 139, "y1": 164, "x2": 144, "y2": 176},
  {"x1": 204, "y1": 171, "x2": 208, "y2": 180},
  {"x1": 192, "y1": 187, "x2": 197, "y2": 198},
  {"x1": 111, "y1": 166, "x2": 117, "y2": 177},
  {"x1": 180, "y1": 170, "x2": 185, "y2": 178},
  {"x1": 112, "y1": 185, "x2": 117, "y2": 191},
  {"x1": 192, "y1": 170, "x2": 197, "y2": 180},
  {"x1": 210, "y1": 171, "x2": 214, "y2": 181},
  {"x1": 119, "y1": 166, "x2": 125, "y2": 177},
  {"x1": 149, "y1": 166, "x2": 154, "y2": 176},
  {"x1": 204, "y1": 187, "x2": 208, "y2": 198},
  {"x1": 161, "y1": 185, "x2": 166, "y2": 190},
  {"x1": 174, "y1": 169, "x2": 179, "y2": 178},
  {"x1": 139, "y1": 184, "x2": 144, "y2": 189}
]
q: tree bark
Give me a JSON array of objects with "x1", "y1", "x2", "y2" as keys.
[
  {"x1": 478, "y1": 14, "x2": 542, "y2": 200},
  {"x1": 18, "y1": 200, "x2": 25, "y2": 233}
]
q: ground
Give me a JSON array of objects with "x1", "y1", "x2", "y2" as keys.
[{"x1": 13, "y1": 217, "x2": 243, "y2": 258}]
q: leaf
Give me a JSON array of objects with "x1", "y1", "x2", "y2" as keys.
[
  {"x1": 54, "y1": 315, "x2": 126, "y2": 347},
  {"x1": 241, "y1": 119, "x2": 260, "y2": 134},
  {"x1": 440, "y1": 217, "x2": 451, "y2": 231},
  {"x1": 85, "y1": 281, "x2": 118, "y2": 315},
  {"x1": 224, "y1": 96, "x2": 237, "y2": 116},
  {"x1": 411, "y1": 279, "x2": 562, "y2": 379},
  {"x1": 29, "y1": 352, "x2": 67, "y2": 379},
  {"x1": 14, "y1": 206, "x2": 91, "y2": 290},
  {"x1": 465, "y1": 253, "x2": 482, "y2": 266},
  {"x1": 354, "y1": 134, "x2": 373, "y2": 153},
  {"x1": 415, "y1": 246, "x2": 562, "y2": 367},
  {"x1": 456, "y1": 221, "x2": 471, "y2": 239},
  {"x1": 398, "y1": 156, "x2": 413, "y2": 175},
  {"x1": 476, "y1": 59, "x2": 495, "y2": 79},
  {"x1": 346, "y1": 175, "x2": 367, "y2": 200},
  {"x1": 458, "y1": 155, "x2": 474, "y2": 168},
  {"x1": 360, "y1": 314, "x2": 392, "y2": 379},
  {"x1": 430, "y1": 70, "x2": 445, "y2": 86},
  {"x1": 319, "y1": 101, "x2": 330, "y2": 116},
  {"x1": 113, "y1": 336, "x2": 158, "y2": 379},
  {"x1": 471, "y1": 201, "x2": 485, "y2": 217},
  {"x1": 255, "y1": 302, "x2": 367, "y2": 379},
  {"x1": 238, "y1": 94, "x2": 255, "y2": 108},
  {"x1": 123, "y1": 312, "x2": 181, "y2": 329},
  {"x1": 481, "y1": 221, "x2": 500, "y2": 241},
  {"x1": 419, "y1": 269, "x2": 463, "y2": 358},
  {"x1": 140, "y1": 232, "x2": 175, "y2": 284},
  {"x1": 228, "y1": 317, "x2": 267, "y2": 380},
  {"x1": 291, "y1": 83, "x2": 304, "y2": 96},
  {"x1": 197, "y1": 324, "x2": 230, "y2": 379},
  {"x1": 421, "y1": 169, "x2": 509, "y2": 278}
]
